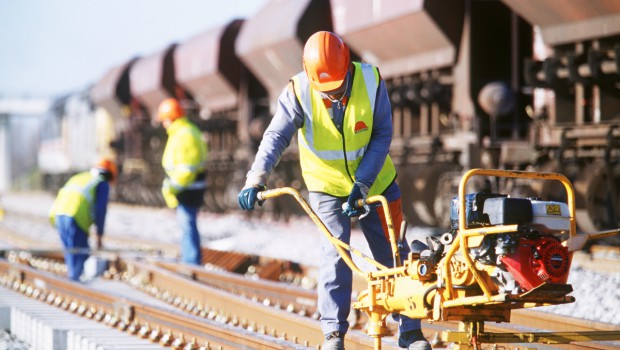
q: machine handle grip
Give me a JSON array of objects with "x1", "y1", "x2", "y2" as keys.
[
  {"x1": 256, "y1": 188, "x2": 278, "y2": 201},
  {"x1": 340, "y1": 198, "x2": 368, "y2": 214}
]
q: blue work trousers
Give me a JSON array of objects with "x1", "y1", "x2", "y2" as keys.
[
  {"x1": 309, "y1": 188, "x2": 421, "y2": 337},
  {"x1": 56, "y1": 215, "x2": 90, "y2": 281},
  {"x1": 176, "y1": 203, "x2": 202, "y2": 265}
]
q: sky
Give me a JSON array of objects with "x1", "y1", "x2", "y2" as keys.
[{"x1": 0, "y1": 1, "x2": 269, "y2": 98}]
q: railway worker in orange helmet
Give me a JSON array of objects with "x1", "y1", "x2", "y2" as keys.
[
  {"x1": 158, "y1": 97, "x2": 208, "y2": 266},
  {"x1": 238, "y1": 31, "x2": 431, "y2": 350},
  {"x1": 49, "y1": 158, "x2": 117, "y2": 282}
]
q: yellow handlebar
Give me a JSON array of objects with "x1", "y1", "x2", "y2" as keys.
[{"x1": 257, "y1": 187, "x2": 402, "y2": 276}]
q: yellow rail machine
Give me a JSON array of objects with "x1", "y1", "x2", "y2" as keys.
[{"x1": 258, "y1": 169, "x2": 620, "y2": 349}]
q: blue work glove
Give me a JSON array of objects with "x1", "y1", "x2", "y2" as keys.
[
  {"x1": 238, "y1": 185, "x2": 266, "y2": 210},
  {"x1": 342, "y1": 183, "x2": 369, "y2": 217}
]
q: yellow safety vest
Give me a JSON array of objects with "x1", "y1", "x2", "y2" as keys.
[
  {"x1": 162, "y1": 117, "x2": 208, "y2": 191},
  {"x1": 49, "y1": 171, "x2": 102, "y2": 233},
  {"x1": 292, "y1": 62, "x2": 396, "y2": 197}
]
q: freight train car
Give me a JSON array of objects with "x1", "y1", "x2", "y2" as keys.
[
  {"x1": 86, "y1": 0, "x2": 332, "y2": 218},
  {"x1": 329, "y1": 0, "x2": 536, "y2": 227},
  {"x1": 328, "y1": 0, "x2": 620, "y2": 233},
  {"x1": 504, "y1": 0, "x2": 620, "y2": 235},
  {"x1": 42, "y1": 0, "x2": 620, "y2": 233}
]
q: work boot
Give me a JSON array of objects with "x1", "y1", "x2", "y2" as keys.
[
  {"x1": 322, "y1": 331, "x2": 345, "y2": 350},
  {"x1": 398, "y1": 329, "x2": 432, "y2": 350}
]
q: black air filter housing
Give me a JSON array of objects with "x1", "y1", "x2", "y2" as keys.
[{"x1": 483, "y1": 197, "x2": 533, "y2": 225}]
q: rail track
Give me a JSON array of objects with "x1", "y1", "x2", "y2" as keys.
[
  {"x1": 0, "y1": 249, "x2": 392, "y2": 349},
  {"x1": 1, "y1": 205, "x2": 620, "y2": 349},
  {"x1": 2, "y1": 248, "x2": 620, "y2": 350},
  {"x1": 0, "y1": 217, "x2": 383, "y2": 349}
]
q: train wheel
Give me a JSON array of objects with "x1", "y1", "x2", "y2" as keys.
[
  {"x1": 533, "y1": 159, "x2": 581, "y2": 204},
  {"x1": 405, "y1": 162, "x2": 462, "y2": 227},
  {"x1": 579, "y1": 161, "x2": 620, "y2": 233}
]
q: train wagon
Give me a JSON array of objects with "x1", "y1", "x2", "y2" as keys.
[{"x1": 39, "y1": 0, "x2": 620, "y2": 233}]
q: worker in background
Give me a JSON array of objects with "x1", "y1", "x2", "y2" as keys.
[
  {"x1": 158, "y1": 98, "x2": 208, "y2": 265},
  {"x1": 238, "y1": 31, "x2": 431, "y2": 350},
  {"x1": 49, "y1": 158, "x2": 116, "y2": 282}
]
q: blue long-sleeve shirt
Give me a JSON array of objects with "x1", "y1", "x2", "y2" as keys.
[
  {"x1": 94, "y1": 180, "x2": 109, "y2": 236},
  {"x1": 246, "y1": 66, "x2": 394, "y2": 191}
]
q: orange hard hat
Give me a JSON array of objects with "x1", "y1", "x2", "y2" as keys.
[
  {"x1": 94, "y1": 158, "x2": 118, "y2": 183},
  {"x1": 157, "y1": 98, "x2": 185, "y2": 122},
  {"x1": 303, "y1": 31, "x2": 350, "y2": 92}
]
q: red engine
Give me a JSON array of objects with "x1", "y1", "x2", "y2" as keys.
[{"x1": 500, "y1": 236, "x2": 570, "y2": 291}]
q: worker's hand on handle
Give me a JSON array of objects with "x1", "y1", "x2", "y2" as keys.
[
  {"x1": 238, "y1": 184, "x2": 266, "y2": 210},
  {"x1": 342, "y1": 182, "x2": 369, "y2": 217}
]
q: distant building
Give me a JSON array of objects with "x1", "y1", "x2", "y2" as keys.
[{"x1": 0, "y1": 97, "x2": 50, "y2": 191}]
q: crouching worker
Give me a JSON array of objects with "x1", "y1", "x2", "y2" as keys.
[{"x1": 49, "y1": 158, "x2": 116, "y2": 281}]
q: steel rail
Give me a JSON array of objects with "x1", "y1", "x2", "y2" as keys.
[
  {"x1": 3, "y1": 205, "x2": 620, "y2": 349},
  {"x1": 123, "y1": 259, "x2": 383, "y2": 349},
  {"x1": 3, "y1": 234, "x2": 620, "y2": 349},
  {"x1": 0, "y1": 259, "x2": 300, "y2": 349},
  {"x1": 153, "y1": 260, "x2": 319, "y2": 317}
]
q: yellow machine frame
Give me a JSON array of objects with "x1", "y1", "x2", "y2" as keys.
[{"x1": 257, "y1": 169, "x2": 620, "y2": 349}]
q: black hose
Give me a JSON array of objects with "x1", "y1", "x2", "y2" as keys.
[{"x1": 423, "y1": 284, "x2": 439, "y2": 309}]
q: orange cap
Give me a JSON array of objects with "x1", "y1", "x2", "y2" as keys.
[
  {"x1": 94, "y1": 158, "x2": 118, "y2": 183},
  {"x1": 303, "y1": 31, "x2": 350, "y2": 92},
  {"x1": 157, "y1": 98, "x2": 185, "y2": 122}
]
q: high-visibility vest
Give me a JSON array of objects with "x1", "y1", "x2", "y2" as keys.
[
  {"x1": 292, "y1": 62, "x2": 396, "y2": 197},
  {"x1": 162, "y1": 117, "x2": 208, "y2": 192},
  {"x1": 49, "y1": 171, "x2": 102, "y2": 233}
]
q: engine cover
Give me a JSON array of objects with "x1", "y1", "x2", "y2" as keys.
[{"x1": 500, "y1": 236, "x2": 570, "y2": 291}]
